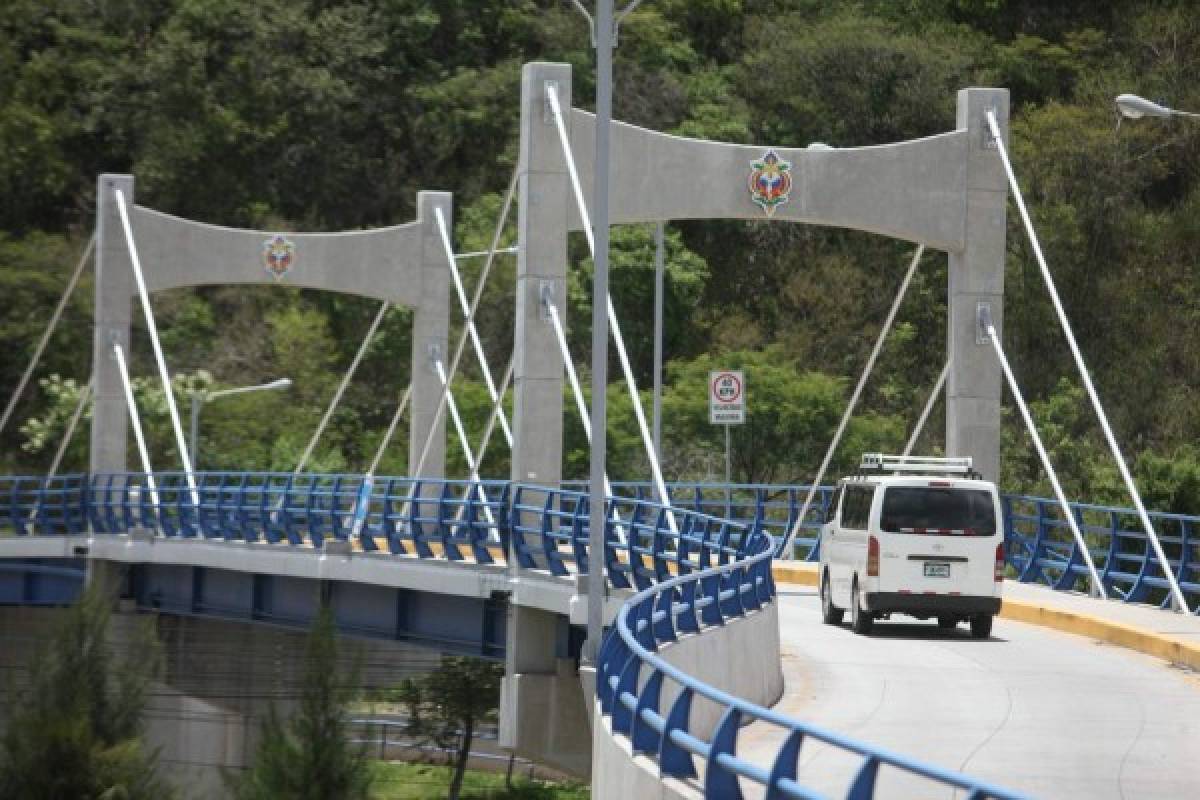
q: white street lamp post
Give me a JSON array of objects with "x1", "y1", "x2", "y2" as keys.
[{"x1": 189, "y1": 378, "x2": 292, "y2": 469}]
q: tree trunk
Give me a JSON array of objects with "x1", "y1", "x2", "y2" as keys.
[{"x1": 447, "y1": 716, "x2": 473, "y2": 800}]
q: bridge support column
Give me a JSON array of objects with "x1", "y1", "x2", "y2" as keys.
[
  {"x1": 511, "y1": 62, "x2": 571, "y2": 487},
  {"x1": 410, "y1": 191, "x2": 451, "y2": 479},
  {"x1": 90, "y1": 174, "x2": 135, "y2": 474},
  {"x1": 500, "y1": 605, "x2": 591, "y2": 778},
  {"x1": 947, "y1": 89, "x2": 1009, "y2": 482}
]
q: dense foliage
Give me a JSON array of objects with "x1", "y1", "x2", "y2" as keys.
[
  {"x1": 0, "y1": 580, "x2": 170, "y2": 799},
  {"x1": 3, "y1": 1, "x2": 1199, "y2": 510},
  {"x1": 390, "y1": 656, "x2": 505, "y2": 800},
  {"x1": 230, "y1": 605, "x2": 373, "y2": 800}
]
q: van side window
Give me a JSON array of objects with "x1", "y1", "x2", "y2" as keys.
[{"x1": 841, "y1": 486, "x2": 874, "y2": 530}]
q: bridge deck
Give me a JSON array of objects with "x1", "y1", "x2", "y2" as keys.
[{"x1": 744, "y1": 579, "x2": 1200, "y2": 799}]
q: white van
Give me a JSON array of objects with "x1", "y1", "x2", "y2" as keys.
[{"x1": 818, "y1": 453, "x2": 1004, "y2": 638}]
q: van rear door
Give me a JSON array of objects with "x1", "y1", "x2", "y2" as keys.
[{"x1": 876, "y1": 483, "x2": 1001, "y2": 597}]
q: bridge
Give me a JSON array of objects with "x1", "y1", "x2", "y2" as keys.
[{"x1": 2, "y1": 60, "x2": 1200, "y2": 799}]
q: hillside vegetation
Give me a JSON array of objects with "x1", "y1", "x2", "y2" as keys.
[{"x1": 3, "y1": 1, "x2": 1199, "y2": 511}]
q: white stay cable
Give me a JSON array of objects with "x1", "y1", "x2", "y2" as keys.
[
  {"x1": 0, "y1": 234, "x2": 95, "y2": 440},
  {"x1": 112, "y1": 344, "x2": 160, "y2": 507},
  {"x1": 546, "y1": 86, "x2": 678, "y2": 535},
  {"x1": 410, "y1": 168, "x2": 519, "y2": 483},
  {"x1": 985, "y1": 111, "x2": 1188, "y2": 612},
  {"x1": 903, "y1": 360, "x2": 949, "y2": 457},
  {"x1": 984, "y1": 314, "x2": 1106, "y2": 598},
  {"x1": 47, "y1": 377, "x2": 93, "y2": 480},
  {"x1": 27, "y1": 377, "x2": 94, "y2": 528},
  {"x1": 451, "y1": 355, "x2": 515, "y2": 539},
  {"x1": 781, "y1": 245, "x2": 925, "y2": 557},
  {"x1": 294, "y1": 300, "x2": 391, "y2": 475},
  {"x1": 113, "y1": 189, "x2": 198, "y2": 507},
  {"x1": 467, "y1": 355, "x2": 514, "y2": 482},
  {"x1": 433, "y1": 359, "x2": 497, "y2": 528},
  {"x1": 545, "y1": 298, "x2": 628, "y2": 543},
  {"x1": 434, "y1": 207, "x2": 514, "y2": 447},
  {"x1": 366, "y1": 384, "x2": 413, "y2": 477}
]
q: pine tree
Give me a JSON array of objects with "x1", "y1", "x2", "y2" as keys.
[
  {"x1": 230, "y1": 605, "x2": 372, "y2": 800},
  {"x1": 402, "y1": 656, "x2": 504, "y2": 800},
  {"x1": 0, "y1": 578, "x2": 170, "y2": 799}
]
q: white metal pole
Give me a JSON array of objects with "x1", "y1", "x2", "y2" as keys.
[
  {"x1": 586, "y1": 0, "x2": 616, "y2": 667},
  {"x1": 294, "y1": 300, "x2": 391, "y2": 474},
  {"x1": 984, "y1": 316, "x2": 1106, "y2": 598},
  {"x1": 112, "y1": 344, "x2": 159, "y2": 506},
  {"x1": 0, "y1": 234, "x2": 95, "y2": 440},
  {"x1": 547, "y1": 85, "x2": 678, "y2": 534},
  {"x1": 903, "y1": 360, "x2": 949, "y2": 457},
  {"x1": 985, "y1": 111, "x2": 1188, "y2": 612},
  {"x1": 781, "y1": 245, "x2": 925, "y2": 556},
  {"x1": 113, "y1": 189, "x2": 198, "y2": 506},
  {"x1": 434, "y1": 207, "x2": 514, "y2": 447},
  {"x1": 653, "y1": 221, "x2": 665, "y2": 464}
]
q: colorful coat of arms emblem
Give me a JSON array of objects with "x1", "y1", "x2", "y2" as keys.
[
  {"x1": 748, "y1": 149, "x2": 792, "y2": 217},
  {"x1": 262, "y1": 234, "x2": 296, "y2": 280}
]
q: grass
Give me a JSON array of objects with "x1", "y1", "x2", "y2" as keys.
[{"x1": 369, "y1": 762, "x2": 589, "y2": 800}]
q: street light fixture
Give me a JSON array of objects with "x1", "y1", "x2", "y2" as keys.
[
  {"x1": 1115, "y1": 93, "x2": 1199, "y2": 120},
  {"x1": 189, "y1": 378, "x2": 292, "y2": 468}
]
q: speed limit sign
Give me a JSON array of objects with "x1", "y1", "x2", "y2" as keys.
[{"x1": 709, "y1": 370, "x2": 745, "y2": 424}]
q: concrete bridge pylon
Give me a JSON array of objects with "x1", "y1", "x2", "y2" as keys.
[{"x1": 89, "y1": 174, "x2": 451, "y2": 479}]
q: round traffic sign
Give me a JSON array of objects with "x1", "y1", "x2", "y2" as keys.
[{"x1": 711, "y1": 372, "x2": 743, "y2": 403}]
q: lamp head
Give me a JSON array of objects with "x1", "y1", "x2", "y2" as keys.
[{"x1": 1115, "y1": 93, "x2": 1173, "y2": 119}]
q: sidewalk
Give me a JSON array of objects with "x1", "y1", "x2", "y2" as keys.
[{"x1": 772, "y1": 561, "x2": 1200, "y2": 671}]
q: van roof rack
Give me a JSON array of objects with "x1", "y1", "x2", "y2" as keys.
[{"x1": 858, "y1": 453, "x2": 981, "y2": 478}]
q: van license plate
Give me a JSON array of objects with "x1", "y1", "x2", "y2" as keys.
[{"x1": 924, "y1": 562, "x2": 951, "y2": 578}]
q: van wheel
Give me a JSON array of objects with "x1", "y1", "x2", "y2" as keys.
[
  {"x1": 937, "y1": 615, "x2": 958, "y2": 630},
  {"x1": 820, "y1": 573, "x2": 843, "y2": 625},
  {"x1": 850, "y1": 578, "x2": 873, "y2": 635},
  {"x1": 969, "y1": 614, "x2": 993, "y2": 639}
]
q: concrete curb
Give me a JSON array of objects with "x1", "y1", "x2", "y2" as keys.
[{"x1": 771, "y1": 562, "x2": 1200, "y2": 671}]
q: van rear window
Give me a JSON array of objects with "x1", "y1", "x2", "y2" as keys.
[{"x1": 880, "y1": 487, "x2": 996, "y2": 536}]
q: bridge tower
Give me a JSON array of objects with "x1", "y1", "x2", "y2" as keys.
[
  {"x1": 500, "y1": 65, "x2": 1009, "y2": 776},
  {"x1": 90, "y1": 175, "x2": 451, "y2": 478}
]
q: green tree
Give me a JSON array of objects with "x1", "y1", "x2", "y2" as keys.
[
  {"x1": 398, "y1": 656, "x2": 504, "y2": 800},
  {"x1": 230, "y1": 605, "x2": 371, "y2": 800},
  {"x1": 659, "y1": 348, "x2": 906, "y2": 485},
  {"x1": 0, "y1": 579, "x2": 170, "y2": 799}
]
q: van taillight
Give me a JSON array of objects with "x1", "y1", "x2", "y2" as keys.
[
  {"x1": 867, "y1": 536, "x2": 880, "y2": 577},
  {"x1": 995, "y1": 542, "x2": 1005, "y2": 582}
]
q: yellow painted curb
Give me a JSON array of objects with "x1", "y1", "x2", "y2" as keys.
[
  {"x1": 772, "y1": 562, "x2": 819, "y2": 587},
  {"x1": 770, "y1": 563, "x2": 1200, "y2": 671},
  {"x1": 998, "y1": 598, "x2": 1200, "y2": 672}
]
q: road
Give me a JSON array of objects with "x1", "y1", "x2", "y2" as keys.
[{"x1": 736, "y1": 588, "x2": 1200, "y2": 799}]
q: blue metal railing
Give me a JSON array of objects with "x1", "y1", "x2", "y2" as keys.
[
  {"x1": 1004, "y1": 494, "x2": 1200, "y2": 610},
  {"x1": 5, "y1": 473, "x2": 1199, "y2": 609},
  {"x1": 596, "y1": 528, "x2": 1030, "y2": 799},
  {"x1": 1, "y1": 473, "x2": 89, "y2": 535},
  {"x1": 4, "y1": 473, "x2": 1199, "y2": 612},
  {"x1": 567, "y1": 480, "x2": 837, "y2": 561}
]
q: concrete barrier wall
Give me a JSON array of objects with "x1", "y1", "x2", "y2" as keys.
[{"x1": 591, "y1": 603, "x2": 784, "y2": 800}]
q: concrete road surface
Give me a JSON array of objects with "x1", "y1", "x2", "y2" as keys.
[{"x1": 736, "y1": 588, "x2": 1200, "y2": 799}]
